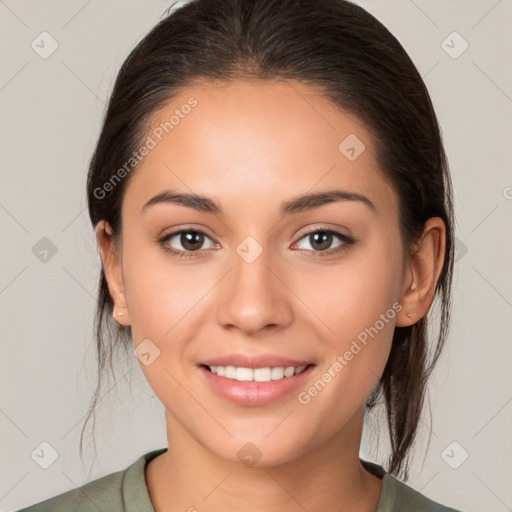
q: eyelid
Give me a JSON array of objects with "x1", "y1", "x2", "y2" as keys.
[
  {"x1": 295, "y1": 223, "x2": 352, "y2": 240},
  {"x1": 158, "y1": 224, "x2": 218, "y2": 243}
]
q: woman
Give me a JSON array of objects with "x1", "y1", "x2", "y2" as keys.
[{"x1": 17, "y1": 0, "x2": 463, "y2": 510}]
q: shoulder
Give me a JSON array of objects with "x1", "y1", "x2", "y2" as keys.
[
  {"x1": 14, "y1": 468, "x2": 126, "y2": 512},
  {"x1": 361, "y1": 459, "x2": 464, "y2": 512},
  {"x1": 384, "y1": 473, "x2": 464, "y2": 512},
  {"x1": 13, "y1": 447, "x2": 169, "y2": 512}
]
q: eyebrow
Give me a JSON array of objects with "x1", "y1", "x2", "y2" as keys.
[{"x1": 141, "y1": 188, "x2": 377, "y2": 216}]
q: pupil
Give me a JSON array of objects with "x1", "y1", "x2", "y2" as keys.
[
  {"x1": 312, "y1": 232, "x2": 331, "y2": 250},
  {"x1": 182, "y1": 231, "x2": 203, "y2": 251}
]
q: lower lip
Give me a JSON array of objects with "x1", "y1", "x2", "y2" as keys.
[{"x1": 199, "y1": 365, "x2": 315, "y2": 406}]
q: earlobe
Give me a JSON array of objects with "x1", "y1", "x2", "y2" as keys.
[
  {"x1": 95, "y1": 220, "x2": 131, "y2": 326},
  {"x1": 112, "y1": 292, "x2": 130, "y2": 325},
  {"x1": 395, "y1": 217, "x2": 446, "y2": 327}
]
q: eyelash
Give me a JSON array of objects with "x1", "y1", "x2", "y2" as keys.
[{"x1": 158, "y1": 228, "x2": 355, "y2": 259}]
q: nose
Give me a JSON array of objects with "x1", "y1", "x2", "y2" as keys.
[{"x1": 216, "y1": 244, "x2": 294, "y2": 336}]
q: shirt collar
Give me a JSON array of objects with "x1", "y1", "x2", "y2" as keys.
[{"x1": 122, "y1": 447, "x2": 168, "y2": 512}]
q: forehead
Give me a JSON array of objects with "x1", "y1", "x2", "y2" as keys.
[{"x1": 122, "y1": 79, "x2": 398, "y2": 220}]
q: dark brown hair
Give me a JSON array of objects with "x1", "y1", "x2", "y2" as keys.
[{"x1": 83, "y1": 0, "x2": 454, "y2": 481}]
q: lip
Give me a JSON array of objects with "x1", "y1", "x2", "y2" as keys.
[
  {"x1": 200, "y1": 354, "x2": 313, "y2": 369},
  {"x1": 198, "y1": 362, "x2": 315, "y2": 407}
]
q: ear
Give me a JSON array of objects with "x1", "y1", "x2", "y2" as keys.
[
  {"x1": 95, "y1": 220, "x2": 130, "y2": 326},
  {"x1": 395, "y1": 217, "x2": 446, "y2": 327}
]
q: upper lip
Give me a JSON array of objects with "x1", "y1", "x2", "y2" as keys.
[{"x1": 200, "y1": 354, "x2": 314, "y2": 369}]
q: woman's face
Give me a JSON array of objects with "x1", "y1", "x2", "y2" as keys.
[{"x1": 107, "y1": 79, "x2": 411, "y2": 465}]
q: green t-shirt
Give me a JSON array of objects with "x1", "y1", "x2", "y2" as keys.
[{"x1": 15, "y1": 447, "x2": 463, "y2": 512}]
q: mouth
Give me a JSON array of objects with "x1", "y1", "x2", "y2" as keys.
[{"x1": 198, "y1": 362, "x2": 316, "y2": 406}]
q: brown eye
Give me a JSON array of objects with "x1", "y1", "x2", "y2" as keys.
[
  {"x1": 178, "y1": 231, "x2": 205, "y2": 251},
  {"x1": 294, "y1": 229, "x2": 354, "y2": 255},
  {"x1": 159, "y1": 229, "x2": 218, "y2": 258},
  {"x1": 309, "y1": 231, "x2": 334, "y2": 251}
]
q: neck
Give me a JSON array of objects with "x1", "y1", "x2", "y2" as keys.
[{"x1": 145, "y1": 405, "x2": 382, "y2": 512}]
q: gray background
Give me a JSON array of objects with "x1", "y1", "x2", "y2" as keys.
[{"x1": 1, "y1": 1, "x2": 511, "y2": 511}]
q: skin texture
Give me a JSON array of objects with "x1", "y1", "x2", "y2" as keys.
[{"x1": 96, "y1": 79, "x2": 446, "y2": 512}]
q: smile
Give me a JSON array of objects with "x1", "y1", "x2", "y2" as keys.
[
  {"x1": 199, "y1": 363, "x2": 315, "y2": 406},
  {"x1": 205, "y1": 364, "x2": 308, "y2": 382}
]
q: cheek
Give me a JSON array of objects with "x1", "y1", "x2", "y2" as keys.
[
  {"x1": 300, "y1": 233, "x2": 403, "y2": 401},
  {"x1": 125, "y1": 265, "x2": 201, "y2": 342},
  {"x1": 294, "y1": 258, "x2": 401, "y2": 432},
  {"x1": 306, "y1": 241, "x2": 402, "y2": 343}
]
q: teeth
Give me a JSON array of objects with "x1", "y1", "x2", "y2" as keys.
[
  {"x1": 208, "y1": 364, "x2": 307, "y2": 382},
  {"x1": 271, "y1": 367, "x2": 284, "y2": 380},
  {"x1": 254, "y1": 367, "x2": 272, "y2": 382},
  {"x1": 236, "y1": 367, "x2": 253, "y2": 381}
]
